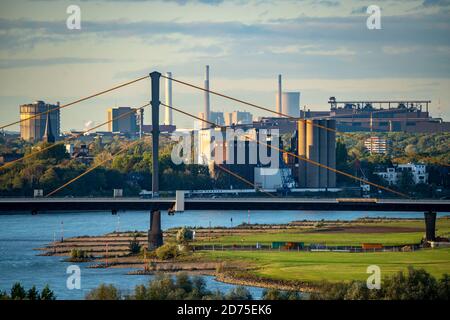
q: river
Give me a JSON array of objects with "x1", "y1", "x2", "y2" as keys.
[{"x1": 0, "y1": 209, "x2": 446, "y2": 299}]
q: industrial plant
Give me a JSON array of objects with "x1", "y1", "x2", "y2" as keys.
[{"x1": 15, "y1": 65, "x2": 448, "y2": 195}]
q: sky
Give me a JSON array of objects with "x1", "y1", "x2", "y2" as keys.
[{"x1": 0, "y1": 0, "x2": 449, "y2": 131}]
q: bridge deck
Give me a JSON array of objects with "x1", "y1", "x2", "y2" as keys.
[{"x1": 0, "y1": 198, "x2": 449, "y2": 212}]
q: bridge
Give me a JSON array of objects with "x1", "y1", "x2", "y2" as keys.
[{"x1": 0, "y1": 197, "x2": 448, "y2": 212}]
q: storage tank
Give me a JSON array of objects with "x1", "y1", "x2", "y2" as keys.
[
  {"x1": 281, "y1": 92, "x2": 300, "y2": 118},
  {"x1": 306, "y1": 119, "x2": 319, "y2": 188}
]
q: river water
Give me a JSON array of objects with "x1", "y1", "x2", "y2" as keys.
[{"x1": 0, "y1": 209, "x2": 447, "y2": 300}]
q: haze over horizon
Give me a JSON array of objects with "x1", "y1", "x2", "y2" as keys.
[{"x1": 0, "y1": 0, "x2": 449, "y2": 132}]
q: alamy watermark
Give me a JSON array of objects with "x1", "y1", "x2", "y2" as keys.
[
  {"x1": 366, "y1": 5, "x2": 381, "y2": 30},
  {"x1": 66, "y1": 5, "x2": 81, "y2": 30},
  {"x1": 366, "y1": 265, "x2": 381, "y2": 289},
  {"x1": 170, "y1": 128, "x2": 280, "y2": 174},
  {"x1": 66, "y1": 265, "x2": 81, "y2": 290}
]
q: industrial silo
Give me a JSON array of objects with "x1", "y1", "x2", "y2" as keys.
[
  {"x1": 297, "y1": 119, "x2": 336, "y2": 189},
  {"x1": 318, "y1": 119, "x2": 329, "y2": 188},
  {"x1": 306, "y1": 119, "x2": 319, "y2": 188},
  {"x1": 327, "y1": 120, "x2": 337, "y2": 188},
  {"x1": 297, "y1": 119, "x2": 307, "y2": 187}
]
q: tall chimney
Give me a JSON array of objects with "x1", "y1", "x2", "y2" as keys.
[
  {"x1": 164, "y1": 72, "x2": 173, "y2": 126},
  {"x1": 277, "y1": 74, "x2": 282, "y2": 115},
  {"x1": 204, "y1": 65, "x2": 211, "y2": 129}
]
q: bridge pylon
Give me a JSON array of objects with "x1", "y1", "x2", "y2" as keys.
[
  {"x1": 148, "y1": 71, "x2": 163, "y2": 250},
  {"x1": 148, "y1": 209, "x2": 163, "y2": 250},
  {"x1": 424, "y1": 211, "x2": 436, "y2": 242}
]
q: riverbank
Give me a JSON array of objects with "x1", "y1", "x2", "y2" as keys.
[{"x1": 35, "y1": 216, "x2": 450, "y2": 292}]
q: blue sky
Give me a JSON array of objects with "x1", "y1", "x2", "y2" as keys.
[{"x1": 0, "y1": 0, "x2": 449, "y2": 131}]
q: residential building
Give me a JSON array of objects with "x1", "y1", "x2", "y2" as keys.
[
  {"x1": 374, "y1": 163, "x2": 428, "y2": 185},
  {"x1": 364, "y1": 136, "x2": 391, "y2": 154}
]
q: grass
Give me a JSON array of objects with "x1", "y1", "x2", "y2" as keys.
[
  {"x1": 193, "y1": 219, "x2": 450, "y2": 247},
  {"x1": 195, "y1": 232, "x2": 423, "y2": 246},
  {"x1": 199, "y1": 248, "x2": 450, "y2": 283}
]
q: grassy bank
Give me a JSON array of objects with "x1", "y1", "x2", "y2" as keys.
[
  {"x1": 191, "y1": 218, "x2": 450, "y2": 247},
  {"x1": 197, "y1": 248, "x2": 450, "y2": 283}
]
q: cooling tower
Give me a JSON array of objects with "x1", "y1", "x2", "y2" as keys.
[{"x1": 281, "y1": 92, "x2": 300, "y2": 118}]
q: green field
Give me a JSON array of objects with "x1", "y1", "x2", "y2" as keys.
[
  {"x1": 199, "y1": 248, "x2": 450, "y2": 283},
  {"x1": 193, "y1": 219, "x2": 450, "y2": 247},
  {"x1": 195, "y1": 232, "x2": 423, "y2": 246}
]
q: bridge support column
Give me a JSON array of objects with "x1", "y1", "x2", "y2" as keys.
[
  {"x1": 424, "y1": 211, "x2": 436, "y2": 242},
  {"x1": 150, "y1": 71, "x2": 161, "y2": 198},
  {"x1": 148, "y1": 209, "x2": 163, "y2": 250}
]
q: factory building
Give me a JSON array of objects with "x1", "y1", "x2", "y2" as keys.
[
  {"x1": 300, "y1": 98, "x2": 450, "y2": 133},
  {"x1": 20, "y1": 101, "x2": 60, "y2": 142},
  {"x1": 210, "y1": 111, "x2": 225, "y2": 126},
  {"x1": 224, "y1": 111, "x2": 253, "y2": 126},
  {"x1": 296, "y1": 119, "x2": 336, "y2": 188}
]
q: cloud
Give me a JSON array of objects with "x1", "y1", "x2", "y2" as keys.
[
  {"x1": 314, "y1": 0, "x2": 340, "y2": 7},
  {"x1": 422, "y1": 0, "x2": 450, "y2": 7},
  {"x1": 350, "y1": 5, "x2": 368, "y2": 15},
  {"x1": 0, "y1": 57, "x2": 112, "y2": 69}
]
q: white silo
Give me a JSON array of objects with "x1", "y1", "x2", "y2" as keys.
[{"x1": 281, "y1": 92, "x2": 300, "y2": 118}]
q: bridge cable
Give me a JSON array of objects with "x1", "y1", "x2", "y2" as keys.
[
  {"x1": 161, "y1": 102, "x2": 410, "y2": 199},
  {"x1": 0, "y1": 103, "x2": 150, "y2": 171},
  {"x1": 0, "y1": 75, "x2": 149, "y2": 130}
]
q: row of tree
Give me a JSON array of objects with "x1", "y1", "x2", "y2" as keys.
[{"x1": 0, "y1": 283, "x2": 55, "y2": 300}]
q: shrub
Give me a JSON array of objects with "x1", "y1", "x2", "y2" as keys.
[
  {"x1": 262, "y1": 288, "x2": 302, "y2": 300},
  {"x1": 225, "y1": 286, "x2": 253, "y2": 300},
  {"x1": 155, "y1": 243, "x2": 179, "y2": 260},
  {"x1": 129, "y1": 234, "x2": 142, "y2": 254},
  {"x1": 176, "y1": 227, "x2": 193, "y2": 244},
  {"x1": 85, "y1": 284, "x2": 121, "y2": 300},
  {"x1": 310, "y1": 267, "x2": 449, "y2": 300}
]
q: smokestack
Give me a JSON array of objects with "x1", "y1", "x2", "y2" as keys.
[
  {"x1": 277, "y1": 74, "x2": 282, "y2": 115},
  {"x1": 164, "y1": 72, "x2": 173, "y2": 125},
  {"x1": 204, "y1": 65, "x2": 211, "y2": 129}
]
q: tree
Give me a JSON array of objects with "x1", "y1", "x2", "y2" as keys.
[
  {"x1": 27, "y1": 286, "x2": 40, "y2": 300},
  {"x1": 336, "y1": 140, "x2": 349, "y2": 170},
  {"x1": 10, "y1": 282, "x2": 26, "y2": 300},
  {"x1": 399, "y1": 170, "x2": 414, "y2": 191},
  {"x1": 128, "y1": 233, "x2": 142, "y2": 254},
  {"x1": 85, "y1": 284, "x2": 120, "y2": 300},
  {"x1": 310, "y1": 267, "x2": 448, "y2": 300},
  {"x1": 40, "y1": 284, "x2": 55, "y2": 300},
  {"x1": 176, "y1": 227, "x2": 193, "y2": 244},
  {"x1": 262, "y1": 288, "x2": 302, "y2": 300},
  {"x1": 225, "y1": 286, "x2": 253, "y2": 300}
]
